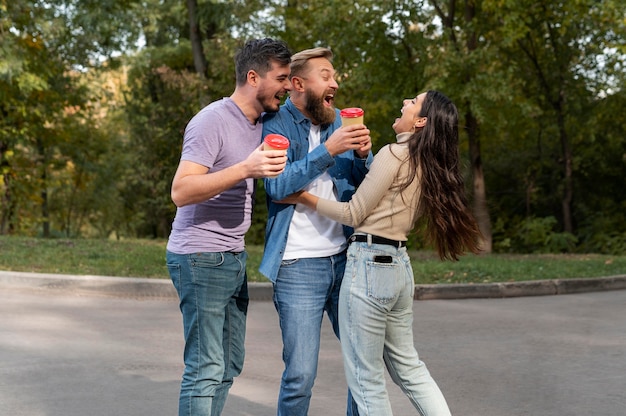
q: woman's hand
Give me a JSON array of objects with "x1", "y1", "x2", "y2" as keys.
[{"x1": 275, "y1": 191, "x2": 305, "y2": 205}]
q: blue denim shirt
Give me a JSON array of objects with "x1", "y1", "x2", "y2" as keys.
[{"x1": 259, "y1": 98, "x2": 373, "y2": 282}]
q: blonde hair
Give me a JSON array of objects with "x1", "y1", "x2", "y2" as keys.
[{"x1": 289, "y1": 47, "x2": 333, "y2": 78}]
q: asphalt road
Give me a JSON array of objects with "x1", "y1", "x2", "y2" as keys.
[{"x1": 0, "y1": 281, "x2": 625, "y2": 415}]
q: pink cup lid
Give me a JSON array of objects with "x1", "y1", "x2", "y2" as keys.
[
  {"x1": 264, "y1": 134, "x2": 290, "y2": 149},
  {"x1": 340, "y1": 107, "x2": 364, "y2": 118}
]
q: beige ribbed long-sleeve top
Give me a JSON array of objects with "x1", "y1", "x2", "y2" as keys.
[{"x1": 316, "y1": 132, "x2": 421, "y2": 242}]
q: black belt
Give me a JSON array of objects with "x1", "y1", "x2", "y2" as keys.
[{"x1": 349, "y1": 234, "x2": 406, "y2": 248}]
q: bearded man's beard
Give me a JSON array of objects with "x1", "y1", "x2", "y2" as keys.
[{"x1": 304, "y1": 89, "x2": 336, "y2": 125}]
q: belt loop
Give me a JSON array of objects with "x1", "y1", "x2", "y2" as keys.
[{"x1": 367, "y1": 233, "x2": 372, "y2": 246}]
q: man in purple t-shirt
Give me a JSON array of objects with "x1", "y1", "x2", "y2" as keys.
[{"x1": 166, "y1": 38, "x2": 291, "y2": 416}]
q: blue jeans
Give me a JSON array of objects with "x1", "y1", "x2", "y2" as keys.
[
  {"x1": 340, "y1": 242, "x2": 451, "y2": 416},
  {"x1": 166, "y1": 250, "x2": 249, "y2": 416},
  {"x1": 273, "y1": 252, "x2": 359, "y2": 416}
]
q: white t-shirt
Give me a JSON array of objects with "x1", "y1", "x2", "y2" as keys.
[{"x1": 283, "y1": 124, "x2": 347, "y2": 259}]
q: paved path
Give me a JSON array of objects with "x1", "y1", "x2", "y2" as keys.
[{"x1": 1, "y1": 275, "x2": 625, "y2": 416}]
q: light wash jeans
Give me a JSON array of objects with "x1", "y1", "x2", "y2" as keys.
[
  {"x1": 273, "y1": 252, "x2": 359, "y2": 416},
  {"x1": 340, "y1": 242, "x2": 451, "y2": 416},
  {"x1": 166, "y1": 250, "x2": 249, "y2": 416}
]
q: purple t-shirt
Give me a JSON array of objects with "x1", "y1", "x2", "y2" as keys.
[{"x1": 167, "y1": 98, "x2": 262, "y2": 254}]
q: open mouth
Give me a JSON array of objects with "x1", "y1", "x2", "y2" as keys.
[
  {"x1": 324, "y1": 93, "x2": 334, "y2": 107},
  {"x1": 274, "y1": 91, "x2": 287, "y2": 103}
]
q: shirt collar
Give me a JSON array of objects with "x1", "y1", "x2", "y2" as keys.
[
  {"x1": 396, "y1": 132, "x2": 412, "y2": 144},
  {"x1": 285, "y1": 97, "x2": 309, "y2": 124}
]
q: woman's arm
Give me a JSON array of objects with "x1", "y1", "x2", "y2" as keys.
[{"x1": 275, "y1": 145, "x2": 400, "y2": 227}]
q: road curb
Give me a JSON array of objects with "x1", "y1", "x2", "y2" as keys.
[
  {"x1": 413, "y1": 275, "x2": 626, "y2": 300},
  {"x1": 0, "y1": 270, "x2": 625, "y2": 301},
  {"x1": 0, "y1": 270, "x2": 276, "y2": 301},
  {"x1": 0, "y1": 271, "x2": 626, "y2": 301}
]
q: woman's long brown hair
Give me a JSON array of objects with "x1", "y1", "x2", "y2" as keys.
[{"x1": 401, "y1": 91, "x2": 483, "y2": 260}]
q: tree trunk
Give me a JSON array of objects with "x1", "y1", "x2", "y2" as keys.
[
  {"x1": 41, "y1": 167, "x2": 50, "y2": 238},
  {"x1": 556, "y1": 108, "x2": 573, "y2": 233},
  {"x1": 463, "y1": 1, "x2": 493, "y2": 252},
  {"x1": 38, "y1": 139, "x2": 50, "y2": 238},
  {"x1": 0, "y1": 173, "x2": 13, "y2": 235},
  {"x1": 186, "y1": 0, "x2": 208, "y2": 77},
  {"x1": 0, "y1": 140, "x2": 9, "y2": 234},
  {"x1": 466, "y1": 109, "x2": 493, "y2": 252},
  {"x1": 431, "y1": 0, "x2": 494, "y2": 252}
]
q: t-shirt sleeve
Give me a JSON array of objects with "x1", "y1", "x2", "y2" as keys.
[{"x1": 180, "y1": 106, "x2": 224, "y2": 169}]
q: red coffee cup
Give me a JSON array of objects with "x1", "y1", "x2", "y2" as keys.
[
  {"x1": 263, "y1": 134, "x2": 289, "y2": 178},
  {"x1": 263, "y1": 134, "x2": 290, "y2": 151},
  {"x1": 340, "y1": 108, "x2": 364, "y2": 126}
]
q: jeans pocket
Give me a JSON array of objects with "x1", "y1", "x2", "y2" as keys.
[
  {"x1": 365, "y1": 260, "x2": 402, "y2": 304},
  {"x1": 166, "y1": 262, "x2": 181, "y2": 293},
  {"x1": 191, "y1": 252, "x2": 225, "y2": 268},
  {"x1": 280, "y1": 258, "x2": 300, "y2": 267}
]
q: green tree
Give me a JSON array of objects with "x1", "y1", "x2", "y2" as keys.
[
  {"x1": 575, "y1": 89, "x2": 626, "y2": 254},
  {"x1": 120, "y1": 0, "x2": 249, "y2": 238},
  {"x1": 2, "y1": 0, "x2": 623, "y2": 253},
  {"x1": 1, "y1": 0, "x2": 141, "y2": 236},
  {"x1": 427, "y1": 0, "x2": 504, "y2": 252},
  {"x1": 484, "y1": 0, "x2": 625, "y2": 237},
  {"x1": 272, "y1": 0, "x2": 432, "y2": 148}
]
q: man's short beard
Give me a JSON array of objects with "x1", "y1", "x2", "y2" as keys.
[
  {"x1": 257, "y1": 88, "x2": 280, "y2": 114},
  {"x1": 304, "y1": 89, "x2": 336, "y2": 125}
]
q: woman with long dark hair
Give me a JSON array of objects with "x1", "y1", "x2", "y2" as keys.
[{"x1": 278, "y1": 90, "x2": 482, "y2": 415}]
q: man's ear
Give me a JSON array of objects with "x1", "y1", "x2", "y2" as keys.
[
  {"x1": 291, "y1": 76, "x2": 305, "y2": 92},
  {"x1": 247, "y1": 70, "x2": 259, "y2": 87}
]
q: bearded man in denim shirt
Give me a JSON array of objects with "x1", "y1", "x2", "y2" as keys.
[{"x1": 259, "y1": 47, "x2": 373, "y2": 416}]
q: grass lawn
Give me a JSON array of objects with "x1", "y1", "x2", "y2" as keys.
[{"x1": 0, "y1": 236, "x2": 624, "y2": 284}]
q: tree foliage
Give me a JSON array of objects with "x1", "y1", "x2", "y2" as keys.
[
  {"x1": 1, "y1": 0, "x2": 624, "y2": 255},
  {"x1": 1, "y1": 0, "x2": 144, "y2": 236}
]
